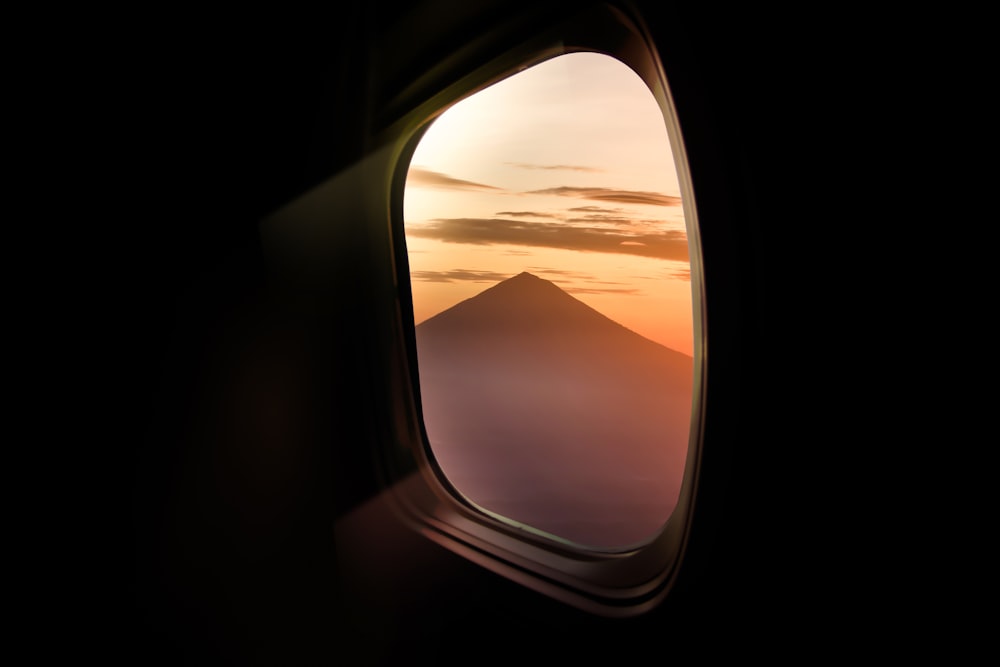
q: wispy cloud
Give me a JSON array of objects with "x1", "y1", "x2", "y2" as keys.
[
  {"x1": 528, "y1": 186, "x2": 682, "y2": 207},
  {"x1": 410, "y1": 269, "x2": 512, "y2": 283},
  {"x1": 407, "y1": 167, "x2": 503, "y2": 192},
  {"x1": 526, "y1": 267, "x2": 595, "y2": 280},
  {"x1": 495, "y1": 211, "x2": 558, "y2": 218},
  {"x1": 565, "y1": 285, "x2": 642, "y2": 295},
  {"x1": 407, "y1": 217, "x2": 688, "y2": 261},
  {"x1": 567, "y1": 205, "x2": 624, "y2": 213},
  {"x1": 565, "y1": 215, "x2": 634, "y2": 225},
  {"x1": 499, "y1": 209, "x2": 636, "y2": 225},
  {"x1": 668, "y1": 267, "x2": 691, "y2": 282},
  {"x1": 496, "y1": 206, "x2": 632, "y2": 225},
  {"x1": 506, "y1": 162, "x2": 603, "y2": 173},
  {"x1": 410, "y1": 265, "x2": 655, "y2": 295},
  {"x1": 526, "y1": 267, "x2": 644, "y2": 295}
]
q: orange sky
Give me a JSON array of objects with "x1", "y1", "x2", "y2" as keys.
[{"x1": 403, "y1": 52, "x2": 694, "y2": 356}]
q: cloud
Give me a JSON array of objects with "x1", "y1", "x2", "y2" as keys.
[
  {"x1": 406, "y1": 167, "x2": 503, "y2": 191},
  {"x1": 526, "y1": 267, "x2": 595, "y2": 280},
  {"x1": 495, "y1": 211, "x2": 558, "y2": 218},
  {"x1": 411, "y1": 269, "x2": 512, "y2": 283},
  {"x1": 668, "y1": 267, "x2": 691, "y2": 282},
  {"x1": 498, "y1": 208, "x2": 637, "y2": 225},
  {"x1": 527, "y1": 186, "x2": 682, "y2": 207},
  {"x1": 411, "y1": 265, "x2": 653, "y2": 295},
  {"x1": 506, "y1": 162, "x2": 603, "y2": 173},
  {"x1": 565, "y1": 286, "x2": 642, "y2": 295},
  {"x1": 407, "y1": 217, "x2": 689, "y2": 261},
  {"x1": 565, "y1": 215, "x2": 634, "y2": 225},
  {"x1": 525, "y1": 267, "x2": 645, "y2": 295},
  {"x1": 567, "y1": 205, "x2": 624, "y2": 213}
]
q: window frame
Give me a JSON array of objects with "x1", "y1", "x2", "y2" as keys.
[{"x1": 377, "y1": 2, "x2": 708, "y2": 616}]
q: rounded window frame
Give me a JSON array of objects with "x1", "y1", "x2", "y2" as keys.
[{"x1": 379, "y1": 1, "x2": 707, "y2": 616}]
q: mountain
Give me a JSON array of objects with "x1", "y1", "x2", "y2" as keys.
[{"x1": 414, "y1": 272, "x2": 694, "y2": 549}]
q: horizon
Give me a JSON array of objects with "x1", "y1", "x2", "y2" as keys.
[{"x1": 403, "y1": 51, "x2": 694, "y2": 356}]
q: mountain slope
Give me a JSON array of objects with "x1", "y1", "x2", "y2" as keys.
[{"x1": 414, "y1": 271, "x2": 694, "y2": 549}]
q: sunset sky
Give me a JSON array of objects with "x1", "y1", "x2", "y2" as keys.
[{"x1": 403, "y1": 51, "x2": 694, "y2": 355}]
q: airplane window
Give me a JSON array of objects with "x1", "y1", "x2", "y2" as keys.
[{"x1": 402, "y1": 51, "x2": 693, "y2": 551}]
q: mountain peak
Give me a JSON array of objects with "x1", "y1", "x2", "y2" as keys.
[
  {"x1": 489, "y1": 271, "x2": 554, "y2": 290},
  {"x1": 473, "y1": 271, "x2": 572, "y2": 303},
  {"x1": 418, "y1": 270, "x2": 598, "y2": 334},
  {"x1": 415, "y1": 270, "x2": 689, "y2": 362}
]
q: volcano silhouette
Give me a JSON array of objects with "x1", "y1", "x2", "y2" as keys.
[{"x1": 415, "y1": 272, "x2": 693, "y2": 549}]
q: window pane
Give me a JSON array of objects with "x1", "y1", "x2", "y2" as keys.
[{"x1": 403, "y1": 52, "x2": 693, "y2": 550}]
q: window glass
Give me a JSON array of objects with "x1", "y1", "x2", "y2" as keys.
[{"x1": 403, "y1": 52, "x2": 693, "y2": 550}]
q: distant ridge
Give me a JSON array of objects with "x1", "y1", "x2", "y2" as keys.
[{"x1": 414, "y1": 271, "x2": 693, "y2": 549}]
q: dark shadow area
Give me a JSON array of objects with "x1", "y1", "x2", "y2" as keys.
[{"x1": 42, "y1": 0, "x2": 954, "y2": 664}]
